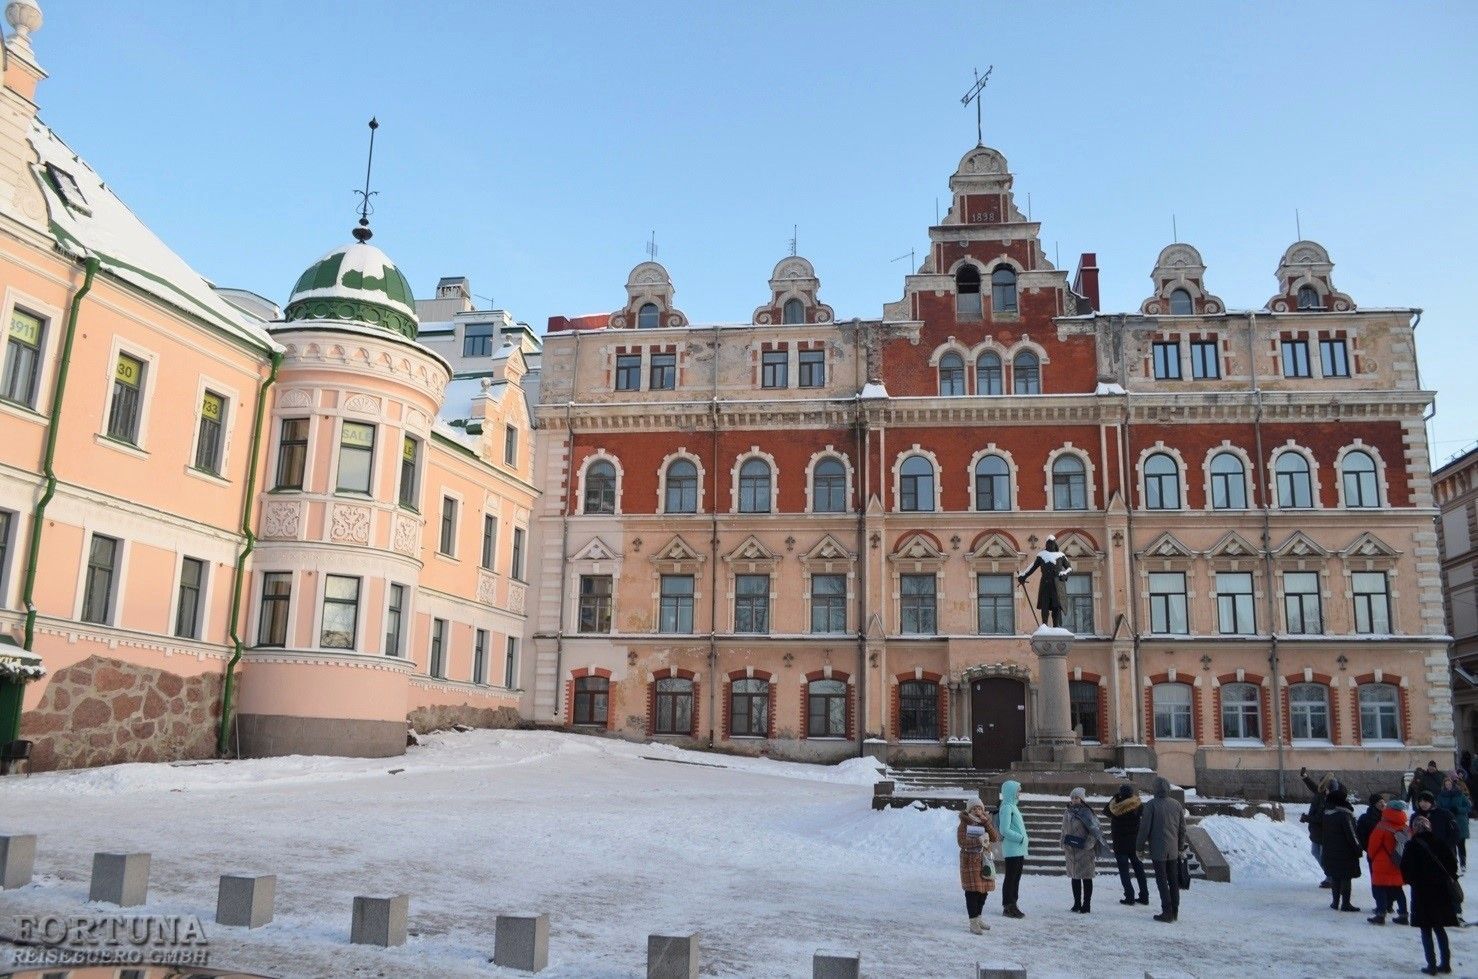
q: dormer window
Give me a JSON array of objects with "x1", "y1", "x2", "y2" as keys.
[
  {"x1": 637, "y1": 303, "x2": 661, "y2": 329},
  {"x1": 463, "y1": 323, "x2": 495, "y2": 357},
  {"x1": 44, "y1": 163, "x2": 89, "y2": 213},
  {"x1": 1297, "y1": 285, "x2": 1320, "y2": 310},
  {"x1": 991, "y1": 266, "x2": 1018, "y2": 314},
  {"x1": 1169, "y1": 288, "x2": 1193, "y2": 315},
  {"x1": 955, "y1": 265, "x2": 982, "y2": 320},
  {"x1": 782, "y1": 298, "x2": 805, "y2": 325}
]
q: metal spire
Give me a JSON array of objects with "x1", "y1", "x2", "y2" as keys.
[
  {"x1": 353, "y1": 117, "x2": 379, "y2": 243},
  {"x1": 960, "y1": 66, "x2": 994, "y2": 147}
]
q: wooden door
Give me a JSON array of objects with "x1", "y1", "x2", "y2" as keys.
[{"x1": 970, "y1": 677, "x2": 1026, "y2": 769}]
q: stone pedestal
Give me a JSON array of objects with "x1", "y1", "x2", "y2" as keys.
[
  {"x1": 351, "y1": 894, "x2": 409, "y2": 947},
  {"x1": 947, "y1": 738, "x2": 972, "y2": 768},
  {"x1": 90, "y1": 852, "x2": 149, "y2": 907},
  {"x1": 0, "y1": 834, "x2": 36, "y2": 889},
  {"x1": 1025, "y1": 627, "x2": 1083, "y2": 764},
  {"x1": 813, "y1": 951, "x2": 861, "y2": 978},
  {"x1": 494, "y1": 913, "x2": 550, "y2": 973},
  {"x1": 647, "y1": 933, "x2": 699, "y2": 979},
  {"x1": 217, "y1": 874, "x2": 275, "y2": 928},
  {"x1": 861, "y1": 739, "x2": 888, "y2": 764}
]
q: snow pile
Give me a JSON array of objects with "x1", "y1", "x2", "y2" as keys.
[{"x1": 1200, "y1": 813, "x2": 1323, "y2": 883}]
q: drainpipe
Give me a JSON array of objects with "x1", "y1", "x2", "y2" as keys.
[
  {"x1": 853, "y1": 319, "x2": 868, "y2": 757},
  {"x1": 707, "y1": 325, "x2": 719, "y2": 748},
  {"x1": 217, "y1": 349, "x2": 284, "y2": 755},
  {"x1": 551, "y1": 328, "x2": 581, "y2": 724},
  {"x1": 21, "y1": 256, "x2": 99, "y2": 654},
  {"x1": 1115, "y1": 315, "x2": 1145, "y2": 743},
  {"x1": 1248, "y1": 310, "x2": 1286, "y2": 798}
]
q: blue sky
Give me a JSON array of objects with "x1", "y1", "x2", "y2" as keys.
[{"x1": 37, "y1": 1, "x2": 1478, "y2": 462}]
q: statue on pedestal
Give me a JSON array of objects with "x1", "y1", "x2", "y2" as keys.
[{"x1": 1018, "y1": 537, "x2": 1074, "y2": 628}]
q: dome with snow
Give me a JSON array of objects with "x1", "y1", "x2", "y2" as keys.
[{"x1": 284, "y1": 241, "x2": 418, "y2": 340}]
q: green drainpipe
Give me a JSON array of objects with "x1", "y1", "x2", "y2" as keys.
[
  {"x1": 22, "y1": 256, "x2": 99, "y2": 654},
  {"x1": 217, "y1": 350, "x2": 283, "y2": 755}
]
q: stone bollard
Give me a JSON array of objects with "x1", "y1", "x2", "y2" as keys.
[
  {"x1": 0, "y1": 834, "x2": 37, "y2": 889},
  {"x1": 647, "y1": 932, "x2": 699, "y2": 979},
  {"x1": 217, "y1": 874, "x2": 275, "y2": 928},
  {"x1": 813, "y1": 950, "x2": 861, "y2": 979},
  {"x1": 89, "y1": 852, "x2": 149, "y2": 907},
  {"x1": 977, "y1": 964, "x2": 1026, "y2": 979},
  {"x1": 350, "y1": 894, "x2": 409, "y2": 947},
  {"x1": 494, "y1": 913, "x2": 550, "y2": 973}
]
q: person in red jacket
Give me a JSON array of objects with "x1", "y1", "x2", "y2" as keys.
[{"x1": 1367, "y1": 803, "x2": 1411, "y2": 925}]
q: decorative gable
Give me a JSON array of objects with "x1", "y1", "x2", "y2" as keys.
[
  {"x1": 890, "y1": 531, "x2": 946, "y2": 571},
  {"x1": 1139, "y1": 532, "x2": 1195, "y2": 565},
  {"x1": 1272, "y1": 531, "x2": 1329, "y2": 561},
  {"x1": 1206, "y1": 531, "x2": 1260, "y2": 564},
  {"x1": 651, "y1": 534, "x2": 705, "y2": 573},
  {"x1": 1055, "y1": 531, "x2": 1102, "y2": 561},
  {"x1": 966, "y1": 531, "x2": 1022, "y2": 572},
  {"x1": 571, "y1": 537, "x2": 620, "y2": 563},
  {"x1": 802, "y1": 534, "x2": 854, "y2": 568},
  {"x1": 725, "y1": 535, "x2": 779, "y2": 572},
  {"x1": 1342, "y1": 532, "x2": 1399, "y2": 565}
]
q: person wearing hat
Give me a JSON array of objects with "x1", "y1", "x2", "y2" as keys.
[
  {"x1": 1401, "y1": 814, "x2": 1459, "y2": 975},
  {"x1": 1320, "y1": 784, "x2": 1363, "y2": 912},
  {"x1": 1437, "y1": 774, "x2": 1471, "y2": 872},
  {"x1": 1105, "y1": 782, "x2": 1150, "y2": 906},
  {"x1": 957, "y1": 802, "x2": 1002, "y2": 934},
  {"x1": 1418, "y1": 791, "x2": 1461, "y2": 862},
  {"x1": 1367, "y1": 798, "x2": 1411, "y2": 925},
  {"x1": 1061, "y1": 787, "x2": 1108, "y2": 913},
  {"x1": 1017, "y1": 537, "x2": 1073, "y2": 629}
]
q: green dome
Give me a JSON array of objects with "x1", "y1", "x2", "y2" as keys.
[{"x1": 284, "y1": 241, "x2": 418, "y2": 339}]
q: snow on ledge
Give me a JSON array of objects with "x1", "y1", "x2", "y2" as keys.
[
  {"x1": 1095, "y1": 382, "x2": 1127, "y2": 395},
  {"x1": 1032, "y1": 624, "x2": 1076, "y2": 637}
]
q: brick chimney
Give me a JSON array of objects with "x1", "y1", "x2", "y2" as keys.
[{"x1": 1072, "y1": 252, "x2": 1100, "y2": 313}]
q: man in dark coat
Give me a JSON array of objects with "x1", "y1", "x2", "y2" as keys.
[
  {"x1": 1299, "y1": 766, "x2": 1337, "y2": 887},
  {"x1": 1017, "y1": 537, "x2": 1073, "y2": 628},
  {"x1": 1356, "y1": 792, "x2": 1387, "y2": 852},
  {"x1": 1410, "y1": 761, "x2": 1446, "y2": 804},
  {"x1": 1319, "y1": 786, "x2": 1363, "y2": 912},
  {"x1": 1104, "y1": 783, "x2": 1149, "y2": 905},
  {"x1": 1419, "y1": 791, "x2": 1461, "y2": 857},
  {"x1": 1401, "y1": 814, "x2": 1459, "y2": 975},
  {"x1": 1135, "y1": 776, "x2": 1187, "y2": 923}
]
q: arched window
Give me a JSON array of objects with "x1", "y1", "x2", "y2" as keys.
[
  {"x1": 664, "y1": 459, "x2": 698, "y2": 514},
  {"x1": 653, "y1": 676, "x2": 694, "y2": 735},
  {"x1": 973, "y1": 454, "x2": 1011, "y2": 512},
  {"x1": 573, "y1": 675, "x2": 609, "y2": 726},
  {"x1": 976, "y1": 351, "x2": 1003, "y2": 395},
  {"x1": 898, "y1": 680, "x2": 939, "y2": 740},
  {"x1": 1169, "y1": 288, "x2": 1193, "y2": 315},
  {"x1": 1143, "y1": 453, "x2": 1181, "y2": 510},
  {"x1": 1342, "y1": 450, "x2": 1379, "y2": 508},
  {"x1": 899, "y1": 455, "x2": 935, "y2": 512},
  {"x1": 812, "y1": 457, "x2": 847, "y2": 513},
  {"x1": 1052, "y1": 455, "x2": 1087, "y2": 510},
  {"x1": 807, "y1": 678, "x2": 848, "y2": 737},
  {"x1": 1359, "y1": 683, "x2": 1401, "y2": 742},
  {"x1": 1209, "y1": 452, "x2": 1247, "y2": 509},
  {"x1": 1152, "y1": 683, "x2": 1193, "y2": 740},
  {"x1": 1297, "y1": 285, "x2": 1320, "y2": 310},
  {"x1": 991, "y1": 266, "x2": 1018, "y2": 313},
  {"x1": 738, "y1": 458, "x2": 772, "y2": 513},
  {"x1": 637, "y1": 303, "x2": 660, "y2": 329},
  {"x1": 730, "y1": 678, "x2": 769, "y2": 737},
  {"x1": 1289, "y1": 683, "x2": 1330, "y2": 741},
  {"x1": 782, "y1": 298, "x2": 805, "y2": 325},
  {"x1": 955, "y1": 264, "x2": 982, "y2": 319},
  {"x1": 1221, "y1": 683, "x2": 1261, "y2": 741},
  {"x1": 1275, "y1": 452, "x2": 1313, "y2": 508},
  {"x1": 939, "y1": 352, "x2": 965, "y2": 396},
  {"x1": 583, "y1": 460, "x2": 616, "y2": 514},
  {"x1": 1012, "y1": 350, "x2": 1040, "y2": 394}
]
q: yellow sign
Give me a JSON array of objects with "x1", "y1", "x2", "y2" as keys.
[
  {"x1": 201, "y1": 392, "x2": 224, "y2": 421},
  {"x1": 403, "y1": 437, "x2": 416, "y2": 462},
  {"x1": 9, "y1": 311, "x2": 40, "y2": 346},
  {"x1": 341, "y1": 422, "x2": 374, "y2": 448},
  {"x1": 115, "y1": 354, "x2": 142, "y2": 387}
]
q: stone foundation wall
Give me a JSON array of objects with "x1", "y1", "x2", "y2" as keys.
[
  {"x1": 1195, "y1": 765, "x2": 1406, "y2": 801},
  {"x1": 236, "y1": 713, "x2": 406, "y2": 759},
  {"x1": 20, "y1": 655, "x2": 224, "y2": 771},
  {"x1": 408, "y1": 703, "x2": 520, "y2": 735}
]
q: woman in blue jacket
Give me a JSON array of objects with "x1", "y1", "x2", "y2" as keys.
[{"x1": 997, "y1": 779, "x2": 1030, "y2": 918}]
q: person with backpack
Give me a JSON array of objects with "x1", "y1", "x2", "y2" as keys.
[
  {"x1": 1300, "y1": 766, "x2": 1337, "y2": 888},
  {"x1": 1105, "y1": 782, "x2": 1150, "y2": 906},
  {"x1": 1061, "y1": 787, "x2": 1108, "y2": 913},
  {"x1": 1437, "y1": 775, "x2": 1472, "y2": 872},
  {"x1": 1401, "y1": 814, "x2": 1460, "y2": 975},
  {"x1": 996, "y1": 779, "x2": 1029, "y2": 919},
  {"x1": 957, "y1": 802, "x2": 1002, "y2": 934},
  {"x1": 1320, "y1": 785, "x2": 1363, "y2": 912},
  {"x1": 1367, "y1": 801, "x2": 1411, "y2": 925}
]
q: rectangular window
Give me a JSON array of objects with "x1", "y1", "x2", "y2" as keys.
[
  {"x1": 174, "y1": 556, "x2": 206, "y2": 639},
  {"x1": 810, "y1": 573, "x2": 847, "y2": 633},
  {"x1": 730, "y1": 678, "x2": 769, "y2": 737},
  {"x1": 1290, "y1": 684, "x2": 1330, "y2": 741},
  {"x1": 1282, "y1": 571, "x2": 1322, "y2": 634},
  {"x1": 615, "y1": 353, "x2": 641, "y2": 391},
  {"x1": 107, "y1": 352, "x2": 145, "y2": 444},
  {"x1": 481, "y1": 514, "x2": 498, "y2": 571},
  {"x1": 975, "y1": 574, "x2": 1014, "y2": 635},
  {"x1": 2, "y1": 309, "x2": 44, "y2": 407},
  {"x1": 1153, "y1": 683, "x2": 1193, "y2": 740},
  {"x1": 898, "y1": 680, "x2": 939, "y2": 740},
  {"x1": 439, "y1": 496, "x2": 458, "y2": 556},
  {"x1": 473, "y1": 628, "x2": 488, "y2": 685},
  {"x1": 511, "y1": 527, "x2": 526, "y2": 580},
  {"x1": 194, "y1": 391, "x2": 226, "y2": 474},
  {"x1": 1215, "y1": 572, "x2": 1255, "y2": 635},
  {"x1": 761, "y1": 351, "x2": 788, "y2": 389},
  {"x1": 81, "y1": 534, "x2": 119, "y2": 624},
  {"x1": 1221, "y1": 684, "x2": 1261, "y2": 741},
  {"x1": 463, "y1": 323, "x2": 495, "y2": 358},
  {"x1": 578, "y1": 574, "x2": 613, "y2": 633},
  {"x1": 274, "y1": 418, "x2": 309, "y2": 490},
  {"x1": 399, "y1": 437, "x2": 419, "y2": 509},
  {"x1": 1359, "y1": 685, "x2": 1401, "y2": 741},
  {"x1": 257, "y1": 572, "x2": 291, "y2": 647},
  {"x1": 900, "y1": 573, "x2": 937, "y2": 635},
  {"x1": 1152, "y1": 341, "x2": 1182, "y2": 380},
  {"x1": 336, "y1": 421, "x2": 375, "y2": 494},
  {"x1": 429, "y1": 618, "x2": 446, "y2": 678},
  {"x1": 1281, "y1": 339, "x2": 1311, "y2": 378},
  {"x1": 505, "y1": 636, "x2": 518, "y2": 689},
  {"x1": 1063, "y1": 573, "x2": 1094, "y2": 635},
  {"x1": 660, "y1": 574, "x2": 694, "y2": 634},
  {"x1": 734, "y1": 574, "x2": 770, "y2": 633},
  {"x1": 0, "y1": 509, "x2": 12, "y2": 607},
  {"x1": 320, "y1": 575, "x2": 360, "y2": 649},
  {"x1": 1352, "y1": 571, "x2": 1391, "y2": 634},
  {"x1": 798, "y1": 349, "x2": 825, "y2": 388},
  {"x1": 1149, "y1": 572, "x2": 1188, "y2": 635},
  {"x1": 385, "y1": 583, "x2": 405, "y2": 656},
  {"x1": 1319, "y1": 337, "x2": 1349, "y2": 378},
  {"x1": 1070, "y1": 680, "x2": 1101, "y2": 743},
  {"x1": 649, "y1": 353, "x2": 676, "y2": 390},
  {"x1": 504, "y1": 424, "x2": 518, "y2": 466},
  {"x1": 1190, "y1": 340, "x2": 1220, "y2": 379}
]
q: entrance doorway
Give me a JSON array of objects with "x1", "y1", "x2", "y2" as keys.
[
  {"x1": 970, "y1": 677, "x2": 1026, "y2": 769},
  {"x1": 0, "y1": 678, "x2": 21, "y2": 743}
]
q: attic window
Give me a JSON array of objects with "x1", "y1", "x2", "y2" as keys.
[
  {"x1": 782, "y1": 298, "x2": 805, "y2": 325},
  {"x1": 44, "y1": 163, "x2": 89, "y2": 213},
  {"x1": 1297, "y1": 285, "x2": 1320, "y2": 310},
  {"x1": 637, "y1": 303, "x2": 660, "y2": 329},
  {"x1": 1169, "y1": 288, "x2": 1193, "y2": 315}
]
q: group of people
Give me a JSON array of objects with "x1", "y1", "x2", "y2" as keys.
[
  {"x1": 1303, "y1": 762, "x2": 1471, "y2": 975},
  {"x1": 956, "y1": 776, "x2": 1188, "y2": 936}
]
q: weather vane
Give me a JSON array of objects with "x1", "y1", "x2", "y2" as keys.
[
  {"x1": 646, "y1": 230, "x2": 658, "y2": 261},
  {"x1": 960, "y1": 66, "x2": 993, "y2": 147},
  {"x1": 353, "y1": 117, "x2": 379, "y2": 242}
]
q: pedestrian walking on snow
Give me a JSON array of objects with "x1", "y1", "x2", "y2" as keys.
[
  {"x1": 1401, "y1": 814, "x2": 1461, "y2": 975},
  {"x1": 1321, "y1": 785, "x2": 1363, "y2": 912},
  {"x1": 997, "y1": 779, "x2": 1029, "y2": 919},
  {"x1": 1437, "y1": 776, "x2": 1471, "y2": 872},
  {"x1": 1136, "y1": 776, "x2": 1188, "y2": 923},
  {"x1": 958, "y1": 802, "x2": 1001, "y2": 934},
  {"x1": 1367, "y1": 802, "x2": 1411, "y2": 925},
  {"x1": 1105, "y1": 783, "x2": 1150, "y2": 906},
  {"x1": 1062, "y1": 787, "x2": 1108, "y2": 913}
]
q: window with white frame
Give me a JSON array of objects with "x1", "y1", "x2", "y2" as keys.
[
  {"x1": 511, "y1": 527, "x2": 526, "y2": 580},
  {"x1": 256, "y1": 572, "x2": 291, "y2": 647},
  {"x1": 1, "y1": 308, "x2": 44, "y2": 408},
  {"x1": 898, "y1": 680, "x2": 939, "y2": 740},
  {"x1": 320, "y1": 575, "x2": 360, "y2": 649},
  {"x1": 810, "y1": 574, "x2": 846, "y2": 633},
  {"x1": 1289, "y1": 683, "x2": 1330, "y2": 741},
  {"x1": 81, "y1": 533, "x2": 120, "y2": 625},
  {"x1": 385, "y1": 583, "x2": 405, "y2": 656},
  {"x1": 899, "y1": 456, "x2": 935, "y2": 512},
  {"x1": 1209, "y1": 451, "x2": 1247, "y2": 509},
  {"x1": 955, "y1": 264, "x2": 982, "y2": 320},
  {"x1": 938, "y1": 352, "x2": 965, "y2": 395},
  {"x1": 438, "y1": 496, "x2": 458, "y2": 556},
  {"x1": 1215, "y1": 572, "x2": 1255, "y2": 635},
  {"x1": 615, "y1": 353, "x2": 641, "y2": 391},
  {"x1": 504, "y1": 423, "x2": 518, "y2": 465},
  {"x1": 1152, "y1": 341, "x2": 1182, "y2": 380},
  {"x1": 174, "y1": 556, "x2": 206, "y2": 639},
  {"x1": 900, "y1": 573, "x2": 936, "y2": 634},
  {"x1": 1221, "y1": 682, "x2": 1261, "y2": 741},
  {"x1": 1152, "y1": 683, "x2": 1193, "y2": 740},
  {"x1": 798, "y1": 349, "x2": 825, "y2": 387},
  {"x1": 583, "y1": 460, "x2": 617, "y2": 514},
  {"x1": 660, "y1": 574, "x2": 694, "y2": 633},
  {"x1": 1274, "y1": 452, "x2": 1313, "y2": 508},
  {"x1": 429, "y1": 618, "x2": 447, "y2": 677},
  {"x1": 1282, "y1": 338, "x2": 1311, "y2": 377},
  {"x1": 1143, "y1": 452, "x2": 1181, "y2": 510},
  {"x1": 654, "y1": 677, "x2": 694, "y2": 734},
  {"x1": 1282, "y1": 571, "x2": 1322, "y2": 634},
  {"x1": 0, "y1": 509, "x2": 13, "y2": 607},
  {"x1": 107, "y1": 352, "x2": 146, "y2": 445},
  {"x1": 1359, "y1": 683, "x2": 1401, "y2": 742},
  {"x1": 504, "y1": 635, "x2": 518, "y2": 688},
  {"x1": 1297, "y1": 285, "x2": 1320, "y2": 310},
  {"x1": 1063, "y1": 573, "x2": 1094, "y2": 635},
  {"x1": 1012, "y1": 350, "x2": 1040, "y2": 393},
  {"x1": 1341, "y1": 450, "x2": 1379, "y2": 508},
  {"x1": 665, "y1": 459, "x2": 699, "y2": 513},
  {"x1": 738, "y1": 458, "x2": 772, "y2": 513},
  {"x1": 1149, "y1": 572, "x2": 1188, "y2": 634},
  {"x1": 976, "y1": 351, "x2": 1003, "y2": 394},
  {"x1": 974, "y1": 455, "x2": 1011, "y2": 511},
  {"x1": 1190, "y1": 339, "x2": 1220, "y2": 379},
  {"x1": 473, "y1": 628, "x2": 488, "y2": 685},
  {"x1": 481, "y1": 514, "x2": 498, "y2": 570},
  {"x1": 761, "y1": 350, "x2": 788, "y2": 389},
  {"x1": 274, "y1": 418, "x2": 309, "y2": 490},
  {"x1": 399, "y1": 436, "x2": 420, "y2": 509},
  {"x1": 193, "y1": 391, "x2": 226, "y2": 475},
  {"x1": 811, "y1": 457, "x2": 847, "y2": 513},
  {"x1": 578, "y1": 575, "x2": 612, "y2": 633},
  {"x1": 734, "y1": 575, "x2": 770, "y2": 634},
  {"x1": 991, "y1": 266, "x2": 1018, "y2": 313},
  {"x1": 1052, "y1": 454, "x2": 1087, "y2": 510},
  {"x1": 976, "y1": 574, "x2": 1014, "y2": 634},
  {"x1": 1352, "y1": 571, "x2": 1391, "y2": 634},
  {"x1": 730, "y1": 677, "x2": 769, "y2": 736},
  {"x1": 336, "y1": 422, "x2": 375, "y2": 494},
  {"x1": 1320, "y1": 337, "x2": 1350, "y2": 377}
]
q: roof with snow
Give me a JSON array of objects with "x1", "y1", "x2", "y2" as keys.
[{"x1": 284, "y1": 241, "x2": 417, "y2": 340}]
